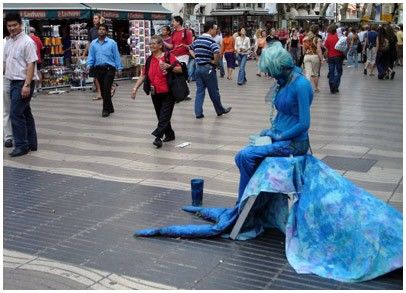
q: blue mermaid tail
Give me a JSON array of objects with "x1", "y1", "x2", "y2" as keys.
[{"x1": 134, "y1": 155, "x2": 403, "y2": 282}]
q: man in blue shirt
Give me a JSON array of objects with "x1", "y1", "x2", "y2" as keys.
[
  {"x1": 190, "y1": 20, "x2": 231, "y2": 119},
  {"x1": 87, "y1": 24, "x2": 123, "y2": 117}
]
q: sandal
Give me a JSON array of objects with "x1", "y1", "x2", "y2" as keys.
[
  {"x1": 111, "y1": 83, "x2": 118, "y2": 97},
  {"x1": 92, "y1": 96, "x2": 102, "y2": 100}
]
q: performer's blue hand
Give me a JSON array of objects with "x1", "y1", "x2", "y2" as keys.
[
  {"x1": 270, "y1": 131, "x2": 283, "y2": 141},
  {"x1": 259, "y1": 128, "x2": 271, "y2": 137},
  {"x1": 248, "y1": 135, "x2": 258, "y2": 146}
]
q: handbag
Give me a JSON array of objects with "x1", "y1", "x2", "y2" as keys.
[
  {"x1": 165, "y1": 52, "x2": 190, "y2": 103},
  {"x1": 334, "y1": 36, "x2": 348, "y2": 53}
]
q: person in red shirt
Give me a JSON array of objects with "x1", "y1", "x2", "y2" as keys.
[
  {"x1": 324, "y1": 24, "x2": 344, "y2": 94},
  {"x1": 170, "y1": 16, "x2": 193, "y2": 64},
  {"x1": 29, "y1": 27, "x2": 43, "y2": 91},
  {"x1": 131, "y1": 35, "x2": 182, "y2": 148}
]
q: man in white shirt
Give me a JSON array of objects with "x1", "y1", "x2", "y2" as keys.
[
  {"x1": 4, "y1": 12, "x2": 39, "y2": 157},
  {"x1": 3, "y1": 36, "x2": 13, "y2": 148}
]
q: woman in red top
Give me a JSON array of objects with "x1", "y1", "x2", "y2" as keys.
[
  {"x1": 324, "y1": 24, "x2": 344, "y2": 94},
  {"x1": 131, "y1": 35, "x2": 182, "y2": 148}
]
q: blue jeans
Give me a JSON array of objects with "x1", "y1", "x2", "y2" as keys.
[
  {"x1": 188, "y1": 58, "x2": 196, "y2": 81},
  {"x1": 235, "y1": 139, "x2": 309, "y2": 203},
  {"x1": 10, "y1": 80, "x2": 37, "y2": 151},
  {"x1": 347, "y1": 45, "x2": 358, "y2": 68},
  {"x1": 237, "y1": 54, "x2": 248, "y2": 85},
  {"x1": 327, "y1": 56, "x2": 343, "y2": 91},
  {"x1": 194, "y1": 64, "x2": 225, "y2": 116}
]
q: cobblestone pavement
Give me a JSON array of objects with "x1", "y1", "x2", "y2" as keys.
[{"x1": 3, "y1": 61, "x2": 403, "y2": 289}]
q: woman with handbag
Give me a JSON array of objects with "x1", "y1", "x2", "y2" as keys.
[{"x1": 131, "y1": 35, "x2": 182, "y2": 148}]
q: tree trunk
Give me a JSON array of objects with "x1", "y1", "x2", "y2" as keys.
[
  {"x1": 361, "y1": 3, "x2": 368, "y2": 18},
  {"x1": 340, "y1": 3, "x2": 349, "y2": 20},
  {"x1": 320, "y1": 3, "x2": 330, "y2": 17},
  {"x1": 370, "y1": 3, "x2": 377, "y2": 21}
]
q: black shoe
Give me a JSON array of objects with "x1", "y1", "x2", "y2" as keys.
[
  {"x1": 153, "y1": 137, "x2": 162, "y2": 148},
  {"x1": 102, "y1": 111, "x2": 110, "y2": 117},
  {"x1": 163, "y1": 134, "x2": 175, "y2": 142},
  {"x1": 196, "y1": 114, "x2": 204, "y2": 119},
  {"x1": 29, "y1": 146, "x2": 38, "y2": 151},
  {"x1": 183, "y1": 96, "x2": 192, "y2": 101},
  {"x1": 330, "y1": 89, "x2": 336, "y2": 94},
  {"x1": 4, "y1": 139, "x2": 13, "y2": 148},
  {"x1": 109, "y1": 109, "x2": 115, "y2": 114},
  {"x1": 335, "y1": 88, "x2": 339, "y2": 93},
  {"x1": 390, "y1": 71, "x2": 395, "y2": 80},
  {"x1": 9, "y1": 148, "x2": 29, "y2": 157},
  {"x1": 363, "y1": 68, "x2": 367, "y2": 75},
  {"x1": 218, "y1": 107, "x2": 232, "y2": 116}
]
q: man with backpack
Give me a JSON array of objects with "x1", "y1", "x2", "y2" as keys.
[
  {"x1": 363, "y1": 24, "x2": 378, "y2": 76},
  {"x1": 171, "y1": 16, "x2": 193, "y2": 65}
]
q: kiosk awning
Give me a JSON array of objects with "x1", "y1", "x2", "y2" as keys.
[
  {"x1": 3, "y1": 3, "x2": 91, "y2": 19},
  {"x1": 82, "y1": 3, "x2": 172, "y2": 20}
]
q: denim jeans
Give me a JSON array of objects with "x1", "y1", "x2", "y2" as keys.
[
  {"x1": 188, "y1": 58, "x2": 196, "y2": 81},
  {"x1": 327, "y1": 56, "x2": 343, "y2": 91},
  {"x1": 347, "y1": 45, "x2": 358, "y2": 68},
  {"x1": 237, "y1": 54, "x2": 248, "y2": 85},
  {"x1": 10, "y1": 80, "x2": 37, "y2": 151},
  {"x1": 194, "y1": 64, "x2": 225, "y2": 116}
]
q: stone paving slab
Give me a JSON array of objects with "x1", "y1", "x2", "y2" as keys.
[{"x1": 3, "y1": 166, "x2": 402, "y2": 290}]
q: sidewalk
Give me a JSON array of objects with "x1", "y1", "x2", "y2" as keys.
[{"x1": 3, "y1": 61, "x2": 403, "y2": 289}]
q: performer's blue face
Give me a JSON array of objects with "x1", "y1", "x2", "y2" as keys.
[{"x1": 269, "y1": 67, "x2": 292, "y2": 86}]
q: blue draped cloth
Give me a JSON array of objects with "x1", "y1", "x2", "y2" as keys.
[{"x1": 134, "y1": 155, "x2": 403, "y2": 282}]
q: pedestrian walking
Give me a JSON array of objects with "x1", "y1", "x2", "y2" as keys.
[
  {"x1": 324, "y1": 24, "x2": 344, "y2": 94},
  {"x1": 189, "y1": 20, "x2": 232, "y2": 119},
  {"x1": 395, "y1": 25, "x2": 403, "y2": 66},
  {"x1": 363, "y1": 24, "x2": 378, "y2": 76},
  {"x1": 3, "y1": 35, "x2": 13, "y2": 148},
  {"x1": 161, "y1": 25, "x2": 173, "y2": 53},
  {"x1": 347, "y1": 28, "x2": 359, "y2": 68},
  {"x1": 131, "y1": 35, "x2": 181, "y2": 148},
  {"x1": 287, "y1": 28, "x2": 300, "y2": 66},
  {"x1": 82, "y1": 13, "x2": 103, "y2": 100},
  {"x1": 171, "y1": 16, "x2": 193, "y2": 65},
  {"x1": 303, "y1": 25, "x2": 322, "y2": 92},
  {"x1": 255, "y1": 30, "x2": 267, "y2": 76},
  {"x1": 29, "y1": 27, "x2": 43, "y2": 93},
  {"x1": 214, "y1": 28, "x2": 225, "y2": 78},
  {"x1": 187, "y1": 29, "x2": 197, "y2": 82},
  {"x1": 86, "y1": 24, "x2": 123, "y2": 117},
  {"x1": 385, "y1": 25, "x2": 398, "y2": 79},
  {"x1": 235, "y1": 27, "x2": 250, "y2": 85},
  {"x1": 4, "y1": 12, "x2": 38, "y2": 157},
  {"x1": 220, "y1": 30, "x2": 236, "y2": 80}
]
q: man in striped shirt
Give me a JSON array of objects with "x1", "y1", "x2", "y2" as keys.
[{"x1": 190, "y1": 21, "x2": 231, "y2": 119}]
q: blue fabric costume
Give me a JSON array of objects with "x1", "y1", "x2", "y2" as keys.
[{"x1": 134, "y1": 48, "x2": 403, "y2": 282}]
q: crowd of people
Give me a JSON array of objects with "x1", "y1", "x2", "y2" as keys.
[{"x1": 3, "y1": 11, "x2": 403, "y2": 155}]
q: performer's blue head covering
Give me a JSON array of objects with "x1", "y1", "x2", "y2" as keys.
[{"x1": 259, "y1": 42, "x2": 295, "y2": 86}]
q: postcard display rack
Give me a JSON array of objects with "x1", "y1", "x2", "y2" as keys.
[
  {"x1": 129, "y1": 20, "x2": 151, "y2": 70},
  {"x1": 70, "y1": 23, "x2": 92, "y2": 90},
  {"x1": 41, "y1": 25, "x2": 72, "y2": 89}
]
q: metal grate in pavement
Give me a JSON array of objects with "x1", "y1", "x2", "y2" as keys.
[
  {"x1": 322, "y1": 155, "x2": 377, "y2": 172},
  {"x1": 3, "y1": 167, "x2": 402, "y2": 290}
]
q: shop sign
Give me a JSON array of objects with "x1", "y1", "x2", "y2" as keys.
[
  {"x1": 20, "y1": 10, "x2": 46, "y2": 19},
  {"x1": 58, "y1": 10, "x2": 81, "y2": 19},
  {"x1": 101, "y1": 11, "x2": 120, "y2": 19},
  {"x1": 151, "y1": 13, "x2": 167, "y2": 20},
  {"x1": 128, "y1": 12, "x2": 144, "y2": 19}
]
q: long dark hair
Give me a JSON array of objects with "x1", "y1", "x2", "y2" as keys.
[{"x1": 385, "y1": 25, "x2": 397, "y2": 44}]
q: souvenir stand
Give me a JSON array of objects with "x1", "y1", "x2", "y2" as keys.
[{"x1": 70, "y1": 22, "x2": 92, "y2": 90}]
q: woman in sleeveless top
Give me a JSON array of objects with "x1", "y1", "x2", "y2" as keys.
[{"x1": 288, "y1": 29, "x2": 300, "y2": 65}]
